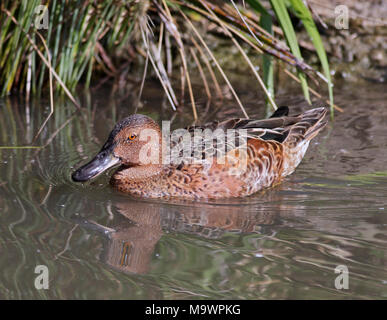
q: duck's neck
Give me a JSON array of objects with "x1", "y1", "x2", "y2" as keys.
[{"x1": 113, "y1": 164, "x2": 163, "y2": 182}]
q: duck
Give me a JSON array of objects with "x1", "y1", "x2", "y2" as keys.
[{"x1": 72, "y1": 106, "x2": 327, "y2": 199}]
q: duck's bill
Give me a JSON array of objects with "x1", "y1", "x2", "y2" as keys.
[{"x1": 72, "y1": 148, "x2": 121, "y2": 182}]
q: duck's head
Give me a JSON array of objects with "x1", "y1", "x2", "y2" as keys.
[{"x1": 72, "y1": 114, "x2": 161, "y2": 182}]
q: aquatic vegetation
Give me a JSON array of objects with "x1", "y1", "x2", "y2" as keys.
[{"x1": 0, "y1": 0, "x2": 333, "y2": 115}]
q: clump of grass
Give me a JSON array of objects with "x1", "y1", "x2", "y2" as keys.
[
  {"x1": 0, "y1": 0, "x2": 335, "y2": 119},
  {"x1": 0, "y1": 0, "x2": 142, "y2": 96}
]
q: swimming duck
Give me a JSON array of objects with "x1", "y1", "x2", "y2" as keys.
[{"x1": 72, "y1": 106, "x2": 327, "y2": 199}]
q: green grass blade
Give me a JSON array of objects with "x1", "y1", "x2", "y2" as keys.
[
  {"x1": 245, "y1": 1, "x2": 274, "y2": 98},
  {"x1": 260, "y1": 10, "x2": 274, "y2": 111},
  {"x1": 289, "y1": 0, "x2": 334, "y2": 114},
  {"x1": 244, "y1": 0, "x2": 270, "y2": 16},
  {"x1": 270, "y1": 0, "x2": 311, "y2": 104}
]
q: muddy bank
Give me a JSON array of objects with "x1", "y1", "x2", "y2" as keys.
[{"x1": 307, "y1": 0, "x2": 386, "y2": 82}]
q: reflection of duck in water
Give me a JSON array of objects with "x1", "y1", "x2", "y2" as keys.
[
  {"x1": 96, "y1": 197, "x2": 280, "y2": 275},
  {"x1": 72, "y1": 107, "x2": 327, "y2": 199}
]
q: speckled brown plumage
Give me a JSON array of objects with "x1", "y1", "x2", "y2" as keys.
[{"x1": 73, "y1": 107, "x2": 327, "y2": 199}]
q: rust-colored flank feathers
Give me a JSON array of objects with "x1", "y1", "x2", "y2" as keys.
[{"x1": 72, "y1": 107, "x2": 327, "y2": 199}]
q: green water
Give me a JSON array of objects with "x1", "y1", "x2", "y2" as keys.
[{"x1": 0, "y1": 80, "x2": 386, "y2": 299}]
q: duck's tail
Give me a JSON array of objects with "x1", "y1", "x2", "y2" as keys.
[
  {"x1": 284, "y1": 107, "x2": 328, "y2": 147},
  {"x1": 281, "y1": 107, "x2": 328, "y2": 176}
]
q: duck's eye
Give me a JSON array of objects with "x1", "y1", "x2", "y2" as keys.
[{"x1": 127, "y1": 134, "x2": 137, "y2": 141}]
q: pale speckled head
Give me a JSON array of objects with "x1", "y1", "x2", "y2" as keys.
[{"x1": 72, "y1": 114, "x2": 161, "y2": 182}]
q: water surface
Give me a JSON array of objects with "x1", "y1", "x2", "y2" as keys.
[{"x1": 0, "y1": 80, "x2": 386, "y2": 299}]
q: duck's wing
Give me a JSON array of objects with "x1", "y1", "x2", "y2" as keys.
[
  {"x1": 209, "y1": 106, "x2": 327, "y2": 146},
  {"x1": 188, "y1": 106, "x2": 295, "y2": 144},
  {"x1": 169, "y1": 106, "x2": 327, "y2": 165}
]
